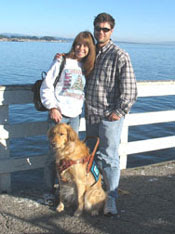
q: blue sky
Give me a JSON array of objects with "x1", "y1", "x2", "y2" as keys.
[{"x1": 1, "y1": 0, "x2": 175, "y2": 42}]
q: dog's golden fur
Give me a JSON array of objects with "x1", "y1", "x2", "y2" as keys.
[{"x1": 48, "y1": 123, "x2": 106, "y2": 216}]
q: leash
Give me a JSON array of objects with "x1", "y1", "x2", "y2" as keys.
[{"x1": 84, "y1": 136, "x2": 100, "y2": 173}]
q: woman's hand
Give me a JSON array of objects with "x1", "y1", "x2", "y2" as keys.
[{"x1": 49, "y1": 108, "x2": 62, "y2": 123}]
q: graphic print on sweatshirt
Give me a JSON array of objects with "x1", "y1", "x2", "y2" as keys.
[{"x1": 60, "y1": 69, "x2": 85, "y2": 100}]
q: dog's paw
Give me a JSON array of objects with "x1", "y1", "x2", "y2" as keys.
[
  {"x1": 74, "y1": 209, "x2": 83, "y2": 217},
  {"x1": 56, "y1": 202, "x2": 64, "y2": 212},
  {"x1": 91, "y1": 210, "x2": 99, "y2": 216}
]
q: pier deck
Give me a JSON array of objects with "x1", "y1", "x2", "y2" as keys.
[{"x1": 0, "y1": 160, "x2": 175, "y2": 234}]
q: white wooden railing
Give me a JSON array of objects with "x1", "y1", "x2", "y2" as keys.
[{"x1": 0, "y1": 81, "x2": 175, "y2": 192}]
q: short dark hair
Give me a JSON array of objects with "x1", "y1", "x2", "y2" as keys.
[{"x1": 94, "y1": 13, "x2": 115, "y2": 29}]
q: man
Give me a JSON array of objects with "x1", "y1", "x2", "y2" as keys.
[{"x1": 85, "y1": 13, "x2": 137, "y2": 216}]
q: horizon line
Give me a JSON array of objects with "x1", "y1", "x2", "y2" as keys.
[{"x1": 1, "y1": 32, "x2": 175, "y2": 44}]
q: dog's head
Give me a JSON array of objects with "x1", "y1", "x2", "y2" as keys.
[{"x1": 48, "y1": 123, "x2": 78, "y2": 150}]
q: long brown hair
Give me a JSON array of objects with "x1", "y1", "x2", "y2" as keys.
[{"x1": 66, "y1": 31, "x2": 96, "y2": 77}]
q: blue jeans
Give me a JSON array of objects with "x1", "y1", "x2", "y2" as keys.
[
  {"x1": 86, "y1": 117, "x2": 124, "y2": 199},
  {"x1": 44, "y1": 115, "x2": 80, "y2": 193}
]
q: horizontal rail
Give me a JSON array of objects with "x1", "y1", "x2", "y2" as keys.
[
  {"x1": 1, "y1": 80, "x2": 175, "y2": 105},
  {"x1": 0, "y1": 110, "x2": 174, "y2": 140},
  {"x1": 119, "y1": 136, "x2": 175, "y2": 155},
  {"x1": 125, "y1": 110, "x2": 175, "y2": 126},
  {"x1": 0, "y1": 155, "x2": 47, "y2": 174},
  {"x1": 1, "y1": 135, "x2": 174, "y2": 174},
  {"x1": 0, "y1": 85, "x2": 32, "y2": 105},
  {"x1": 137, "y1": 80, "x2": 175, "y2": 97},
  {"x1": 0, "y1": 121, "x2": 48, "y2": 139}
]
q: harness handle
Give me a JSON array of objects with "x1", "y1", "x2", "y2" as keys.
[{"x1": 84, "y1": 136, "x2": 100, "y2": 173}]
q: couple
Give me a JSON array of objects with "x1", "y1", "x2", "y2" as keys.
[{"x1": 40, "y1": 12, "x2": 137, "y2": 216}]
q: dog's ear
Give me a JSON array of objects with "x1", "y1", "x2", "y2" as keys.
[
  {"x1": 67, "y1": 126, "x2": 78, "y2": 142},
  {"x1": 47, "y1": 127, "x2": 53, "y2": 138}
]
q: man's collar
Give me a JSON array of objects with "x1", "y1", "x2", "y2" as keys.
[{"x1": 96, "y1": 39, "x2": 113, "y2": 53}]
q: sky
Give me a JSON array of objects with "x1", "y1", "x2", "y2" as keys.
[{"x1": 1, "y1": 0, "x2": 175, "y2": 43}]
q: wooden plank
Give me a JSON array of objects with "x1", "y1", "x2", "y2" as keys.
[
  {"x1": 0, "y1": 84, "x2": 33, "y2": 91},
  {"x1": 9, "y1": 121, "x2": 49, "y2": 138},
  {"x1": 0, "y1": 105, "x2": 8, "y2": 124},
  {"x1": 119, "y1": 136, "x2": 175, "y2": 155},
  {"x1": 0, "y1": 85, "x2": 33, "y2": 105},
  {"x1": 125, "y1": 110, "x2": 175, "y2": 126},
  {"x1": 137, "y1": 81, "x2": 175, "y2": 97},
  {"x1": 0, "y1": 139, "x2": 10, "y2": 157},
  {"x1": 0, "y1": 90, "x2": 33, "y2": 105},
  {"x1": 1, "y1": 81, "x2": 175, "y2": 105},
  {"x1": 1, "y1": 119, "x2": 85, "y2": 140},
  {"x1": 79, "y1": 117, "x2": 86, "y2": 131},
  {"x1": 0, "y1": 174, "x2": 11, "y2": 193},
  {"x1": 0, "y1": 121, "x2": 49, "y2": 139},
  {"x1": 0, "y1": 154, "x2": 47, "y2": 174},
  {"x1": 120, "y1": 122, "x2": 129, "y2": 170},
  {"x1": 0, "y1": 125, "x2": 9, "y2": 139}
]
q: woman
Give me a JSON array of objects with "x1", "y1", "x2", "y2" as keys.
[
  {"x1": 41, "y1": 31, "x2": 96, "y2": 133},
  {"x1": 40, "y1": 31, "x2": 96, "y2": 204}
]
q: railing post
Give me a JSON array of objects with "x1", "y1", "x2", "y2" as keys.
[
  {"x1": 119, "y1": 117, "x2": 129, "y2": 170},
  {"x1": 0, "y1": 105, "x2": 11, "y2": 193}
]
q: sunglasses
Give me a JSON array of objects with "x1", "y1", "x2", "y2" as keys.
[{"x1": 95, "y1": 26, "x2": 111, "y2": 33}]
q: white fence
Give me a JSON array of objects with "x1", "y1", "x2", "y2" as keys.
[{"x1": 0, "y1": 81, "x2": 175, "y2": 192}]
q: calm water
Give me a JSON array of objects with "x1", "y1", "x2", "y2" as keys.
[
  {"x1": 0, "y1": 41, "x2": 175, "y2": 169},
  {"x1": 1, "y1": 41, "x2": 175, "y2": 84}
]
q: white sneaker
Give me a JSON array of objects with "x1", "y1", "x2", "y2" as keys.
[{"x1": 104, "y1": 196, "x2": 118, "y2": 216}]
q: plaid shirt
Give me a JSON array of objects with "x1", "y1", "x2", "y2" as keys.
[{"x1": 85, "y1": 40, "x2": 137, "y2": 124}]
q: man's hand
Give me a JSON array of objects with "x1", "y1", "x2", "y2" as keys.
[
  {"x1": 108, "y1": 112, "x2": 120, "y2": 121},
  {"x1": 49, "y1": 108, "x2": 62, "y2": 123},
  {"x1": 54, "y1": 53, "x2": 64, "y2": 60}
]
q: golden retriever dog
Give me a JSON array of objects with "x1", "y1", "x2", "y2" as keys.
[{"x1": 48, "y1": 123, "x2": 106, "y2": 217}]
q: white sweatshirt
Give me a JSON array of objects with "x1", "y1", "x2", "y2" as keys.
[{"x1": 40, "y1": 57, "x2": 86, "y2": 117}]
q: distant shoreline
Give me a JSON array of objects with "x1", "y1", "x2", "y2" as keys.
[
  {"x1": 0, "y1": 36, "x2": 175, "y2": 45},
  {"x1": 0, "y1": 37, "x2": 69, "y2": 43}
]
